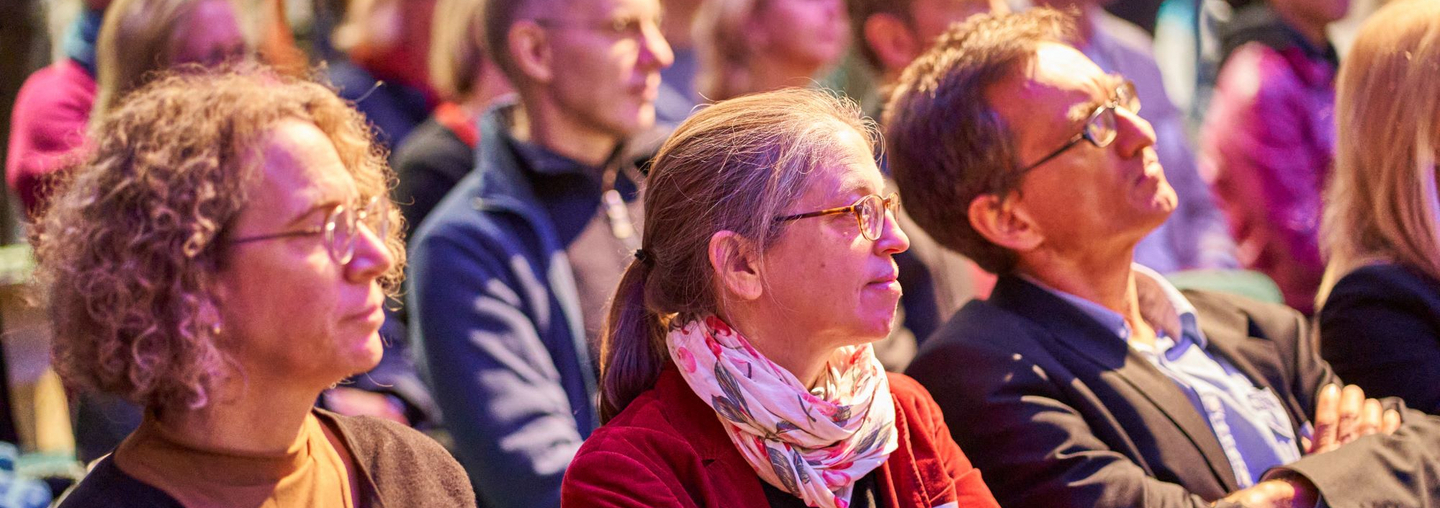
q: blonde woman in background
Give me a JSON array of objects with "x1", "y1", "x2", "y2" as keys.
[
  {"x1": 92, "y1": 0, "x2": 247, "y2": 118},
  {"x1": 693, "y1": 0, "x2": 849, "y2": 101},
  {"x1": 1317, "y1": 0, "x2": 1440, "y2": 414}
]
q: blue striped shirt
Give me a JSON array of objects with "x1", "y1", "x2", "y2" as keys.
[{"x1": 1027, "y1": 266, "x2": 1305, "y2": 487}]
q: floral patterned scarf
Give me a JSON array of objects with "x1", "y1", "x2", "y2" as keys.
[{"x1": 667, "y1": 315, "x2": 899, "y2": 508}]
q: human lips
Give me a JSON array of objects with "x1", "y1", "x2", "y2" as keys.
[
  {"x1": 348, "y1": 299, "x2": 384, "y2": 327},
  {"x1": 631, "y1": 75, "x2": 660, "y2": 103},
  {"x1": 1133, "y1": 154, "x2": 1164, "y2": 187},
  {"x1": 866, "y1": 270, "x2": 901, "y2": 294}
]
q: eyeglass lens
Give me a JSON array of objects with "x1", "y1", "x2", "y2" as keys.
[
  {"x1": 1085, "y1": 82, "x2": 1141, "y2": 150},
  {"x1": 323, "y1": 197, "x2": 389, "y2": 265},
  {"x1": 856, "y1": 194, "x2": 899, "y2": 241}
]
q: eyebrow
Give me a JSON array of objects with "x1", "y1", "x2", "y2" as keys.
[
  {"x1": 1066, "y1": 74, "x2": 1126, "y2": 123},
  {"x1": 284, "y1": 200, "x2": 338, "y2": 227},
  {"x1": 831, "y1": 176, "x2": 878, "y2": 203}
]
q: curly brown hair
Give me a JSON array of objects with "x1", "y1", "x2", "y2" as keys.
[{"x1": 32, "y1": 64, "x2": 406, "y2": 411}]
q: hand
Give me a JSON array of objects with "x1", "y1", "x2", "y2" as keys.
[
  {"x1": 1304, "y1": 384, "x2": 1401, "y2": 455},
  {"x1": 1218, "y1": 476, "x2": 1317, "y2": 508},
  {"x1": 323, "y1": 387, "x2": 410, "y2": 426}
]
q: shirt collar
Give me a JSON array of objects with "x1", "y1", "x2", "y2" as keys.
[
  {"x1": 495, "y1": 107, "x2": 607, "y2": 178},
  {"x1": 1022, "y1": 264, "x2": 1207, "y2": 349}
]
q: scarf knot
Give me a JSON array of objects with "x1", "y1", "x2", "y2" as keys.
[{"x1": 667, "y1": 316, "x2": 898, "y2": 508}]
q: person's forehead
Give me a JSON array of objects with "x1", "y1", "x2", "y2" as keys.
[
  {"x1": 991, "y1": 43, "x2": 1109, "y2": 115},
  {"x1": 811, "y1": 129, "x2": 885, "y2": 202},
  {"x1": 254, "y1": 122, "x2": 356, "y2": 208},
  {"x1": 565, "y1": 0, "x2": 658, "y2": 17}
]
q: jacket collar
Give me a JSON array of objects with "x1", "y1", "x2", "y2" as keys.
[
  {"x1": 653, "y1": 367, "x2": 956, "y2": 508},
  {"x1": 989, "y1": 275, "x2": 1242, "y2": 491},
  {"x1": 463, "y1": 100, "x2": 599, "y2": 412}
]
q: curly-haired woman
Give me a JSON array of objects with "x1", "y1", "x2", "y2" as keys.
[
  {"x1": 560, "y1": 88, "x2": 999, "y2": 508},
  {"x1": 35, "y1": 65, "x2": 473, "y2": 507}
]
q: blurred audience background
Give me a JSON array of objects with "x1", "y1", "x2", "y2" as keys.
[{"x1": 0, "y1": 0, "x2": 1419, "y2": 503}]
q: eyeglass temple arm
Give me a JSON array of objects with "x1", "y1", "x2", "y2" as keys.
[
  {"x1": 776, "y1": 205, "x2": 856, "y2": 222},
  {"x1": 228, "y1": 228, "x2": 324, "y2": 245}
]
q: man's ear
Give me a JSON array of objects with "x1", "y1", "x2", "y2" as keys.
[
  {"x1": 967, "y1": 193, "x2": 1043, "y2": 253},
  {"x1": 862, "y1": 13, "x2": 923, "y2": 75},
  {"x1": 708, "y1": 230, "x2": 764, "y2": 302},
  {"x1": 508, "y1": 20, "x2": 553, "y2": 84}
]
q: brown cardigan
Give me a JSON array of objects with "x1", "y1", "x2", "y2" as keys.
[{"x1": 57, "y1": 409, "x2": 474, "y2": 507}]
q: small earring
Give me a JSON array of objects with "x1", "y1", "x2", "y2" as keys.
[{"x1": 210, "y1": 321, "x2": 222, "y2": 336}]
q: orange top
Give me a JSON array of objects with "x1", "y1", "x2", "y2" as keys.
[{"x1": 114, "y1": 411, "x2": 353, "y2": 508}]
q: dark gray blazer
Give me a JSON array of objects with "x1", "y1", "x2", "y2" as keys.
[{"x1": 908, "y1": 275, "x2": 1440, "y2": 508}]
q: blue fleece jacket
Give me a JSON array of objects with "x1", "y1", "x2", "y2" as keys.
[{"x1": 408, "y1": 101, "x2": 598, "y2": 508}]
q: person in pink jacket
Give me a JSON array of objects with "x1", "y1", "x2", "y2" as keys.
[
  {"x1": 6, "y1": 0, "x2": 108, "y2": 217},
  {"x1": 1200, "y1": 0, "x2": 1347, "y2": 314},
  {"x1": 562, "y1": 88, "x2": 1000, "y2": 508}
]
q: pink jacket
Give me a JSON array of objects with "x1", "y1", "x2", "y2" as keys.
[
  {"x1": 1202, "y1": 39, "x2": 1336, "y2": 314},
  {"x1": 6, "y1": 59, "x2": 95, "y2": 217}
]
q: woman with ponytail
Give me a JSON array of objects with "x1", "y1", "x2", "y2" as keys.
[{"x1": 561, "y1": 88, "x2": 998, "y2": 508}]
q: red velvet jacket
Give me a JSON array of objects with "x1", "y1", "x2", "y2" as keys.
[{"x1": 561, "y1": 366, "x2": 999, "y2": 508}]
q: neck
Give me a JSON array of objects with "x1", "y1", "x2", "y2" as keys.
[
  {"x1": 745, "y1": 56, "x2": 823, "y2": 96},
  {"x1": 1273, "y1": 6, "x2": 1329, "y2": 48},
  {"x1": 154, "y1": 378, "x2": 323, "y2": 455},
  {"x1": 513, "y1": 99, "x2": 620, "y2": 168},
  {"x1": 719, "y1": 310, "x2": 836, "y2": 389},
  {"x1": 462, "y1": 70, "x2": 513, "y2": 114},
  {"x1": 1018, "y1": 245, "x2": 1156, "y2": 346},
  {"x1": 1018, "y1": 241, "x2": 1139, "y2": 314},
  {"x1": 661, "y1": 0, "x2": 701, "y2": 49}
]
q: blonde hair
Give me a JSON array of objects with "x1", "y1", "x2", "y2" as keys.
[
  {"x1": 693, "y1": 0, "x2": 764, "y2": 101},
  {"x1": 331, "y1": 0, "x2": 391, "y2": 54},
  {"x1": 429, "y1": 0, "x2": 489, "y2": 101},
  {"x1": 598, "y1": 88, "x2": 877, "y2": 422},
  {"x1": 1318, "y1": 0, "x2": 1440, "y2": 307},
  {"x1": 33, "y1": 65, "x2": 405, "y2": 412},
  {"x1": 93, "y1": 0, "x2": 244, "y2": 118}
]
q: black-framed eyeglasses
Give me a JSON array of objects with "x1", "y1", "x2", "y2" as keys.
[
  {"x1": 776, "y1": 193, "x2": 899, "y2": 241},
  {"x1": 1017, "y1": 80, "x2": 1141, "y2": 173},
  {"x1": 228, "y1": 195, "x2": 390, "y2": 265}
]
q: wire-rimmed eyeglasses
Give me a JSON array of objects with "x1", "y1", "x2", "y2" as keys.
[
  {"x1": 1018, "y1": 80, "x2": 1141, "y2": 173},
  {"x1": 228, "y1": 195, "x2": 390, "y2": 265}
]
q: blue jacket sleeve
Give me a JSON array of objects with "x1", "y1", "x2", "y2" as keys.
[{"x1": 409, "y1": 222, "x2": 583, "y2": 508}]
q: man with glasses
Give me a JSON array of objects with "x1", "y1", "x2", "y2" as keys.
[
  {"x1": 887, "y1": 9, "x2": 1440, "y2": 508},
  {"x1": 406, "y1": 0, "x2": 672, "y2": 505}
]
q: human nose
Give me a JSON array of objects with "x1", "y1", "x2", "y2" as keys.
[
  {"x1": 874, "y1": 207, "x2": 910, "y2": 256},
  {"x1": 345, "y1": 216, "x2": 395, "y2": 283},
  {"x1": 639, "y1": 19, "x2": 674, "y2": 70},
  {"x1": 1111, "y1": 107, "x2": 1156, "y2": 160}
]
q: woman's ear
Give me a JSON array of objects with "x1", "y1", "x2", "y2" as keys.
[
  {"x1": 708, "y1": 230, "x2": 763, "y2": 301},
  {"x1": 507, "y1": 20, "x2": 553, "y2": 84},
  {"x1": 967, "y1": 193, "x2": 1043, "y2": 253},
  {"x1": 862, "y1": 13, "x2": 922, "y2": 74}
]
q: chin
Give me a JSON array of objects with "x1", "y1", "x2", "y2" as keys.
[
  {"x1": 857, "y1": 310, "x2": 900, "y2": 343},
  {"x1": 342, "y1": 332, "x2": 385, "y2": 374}
]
